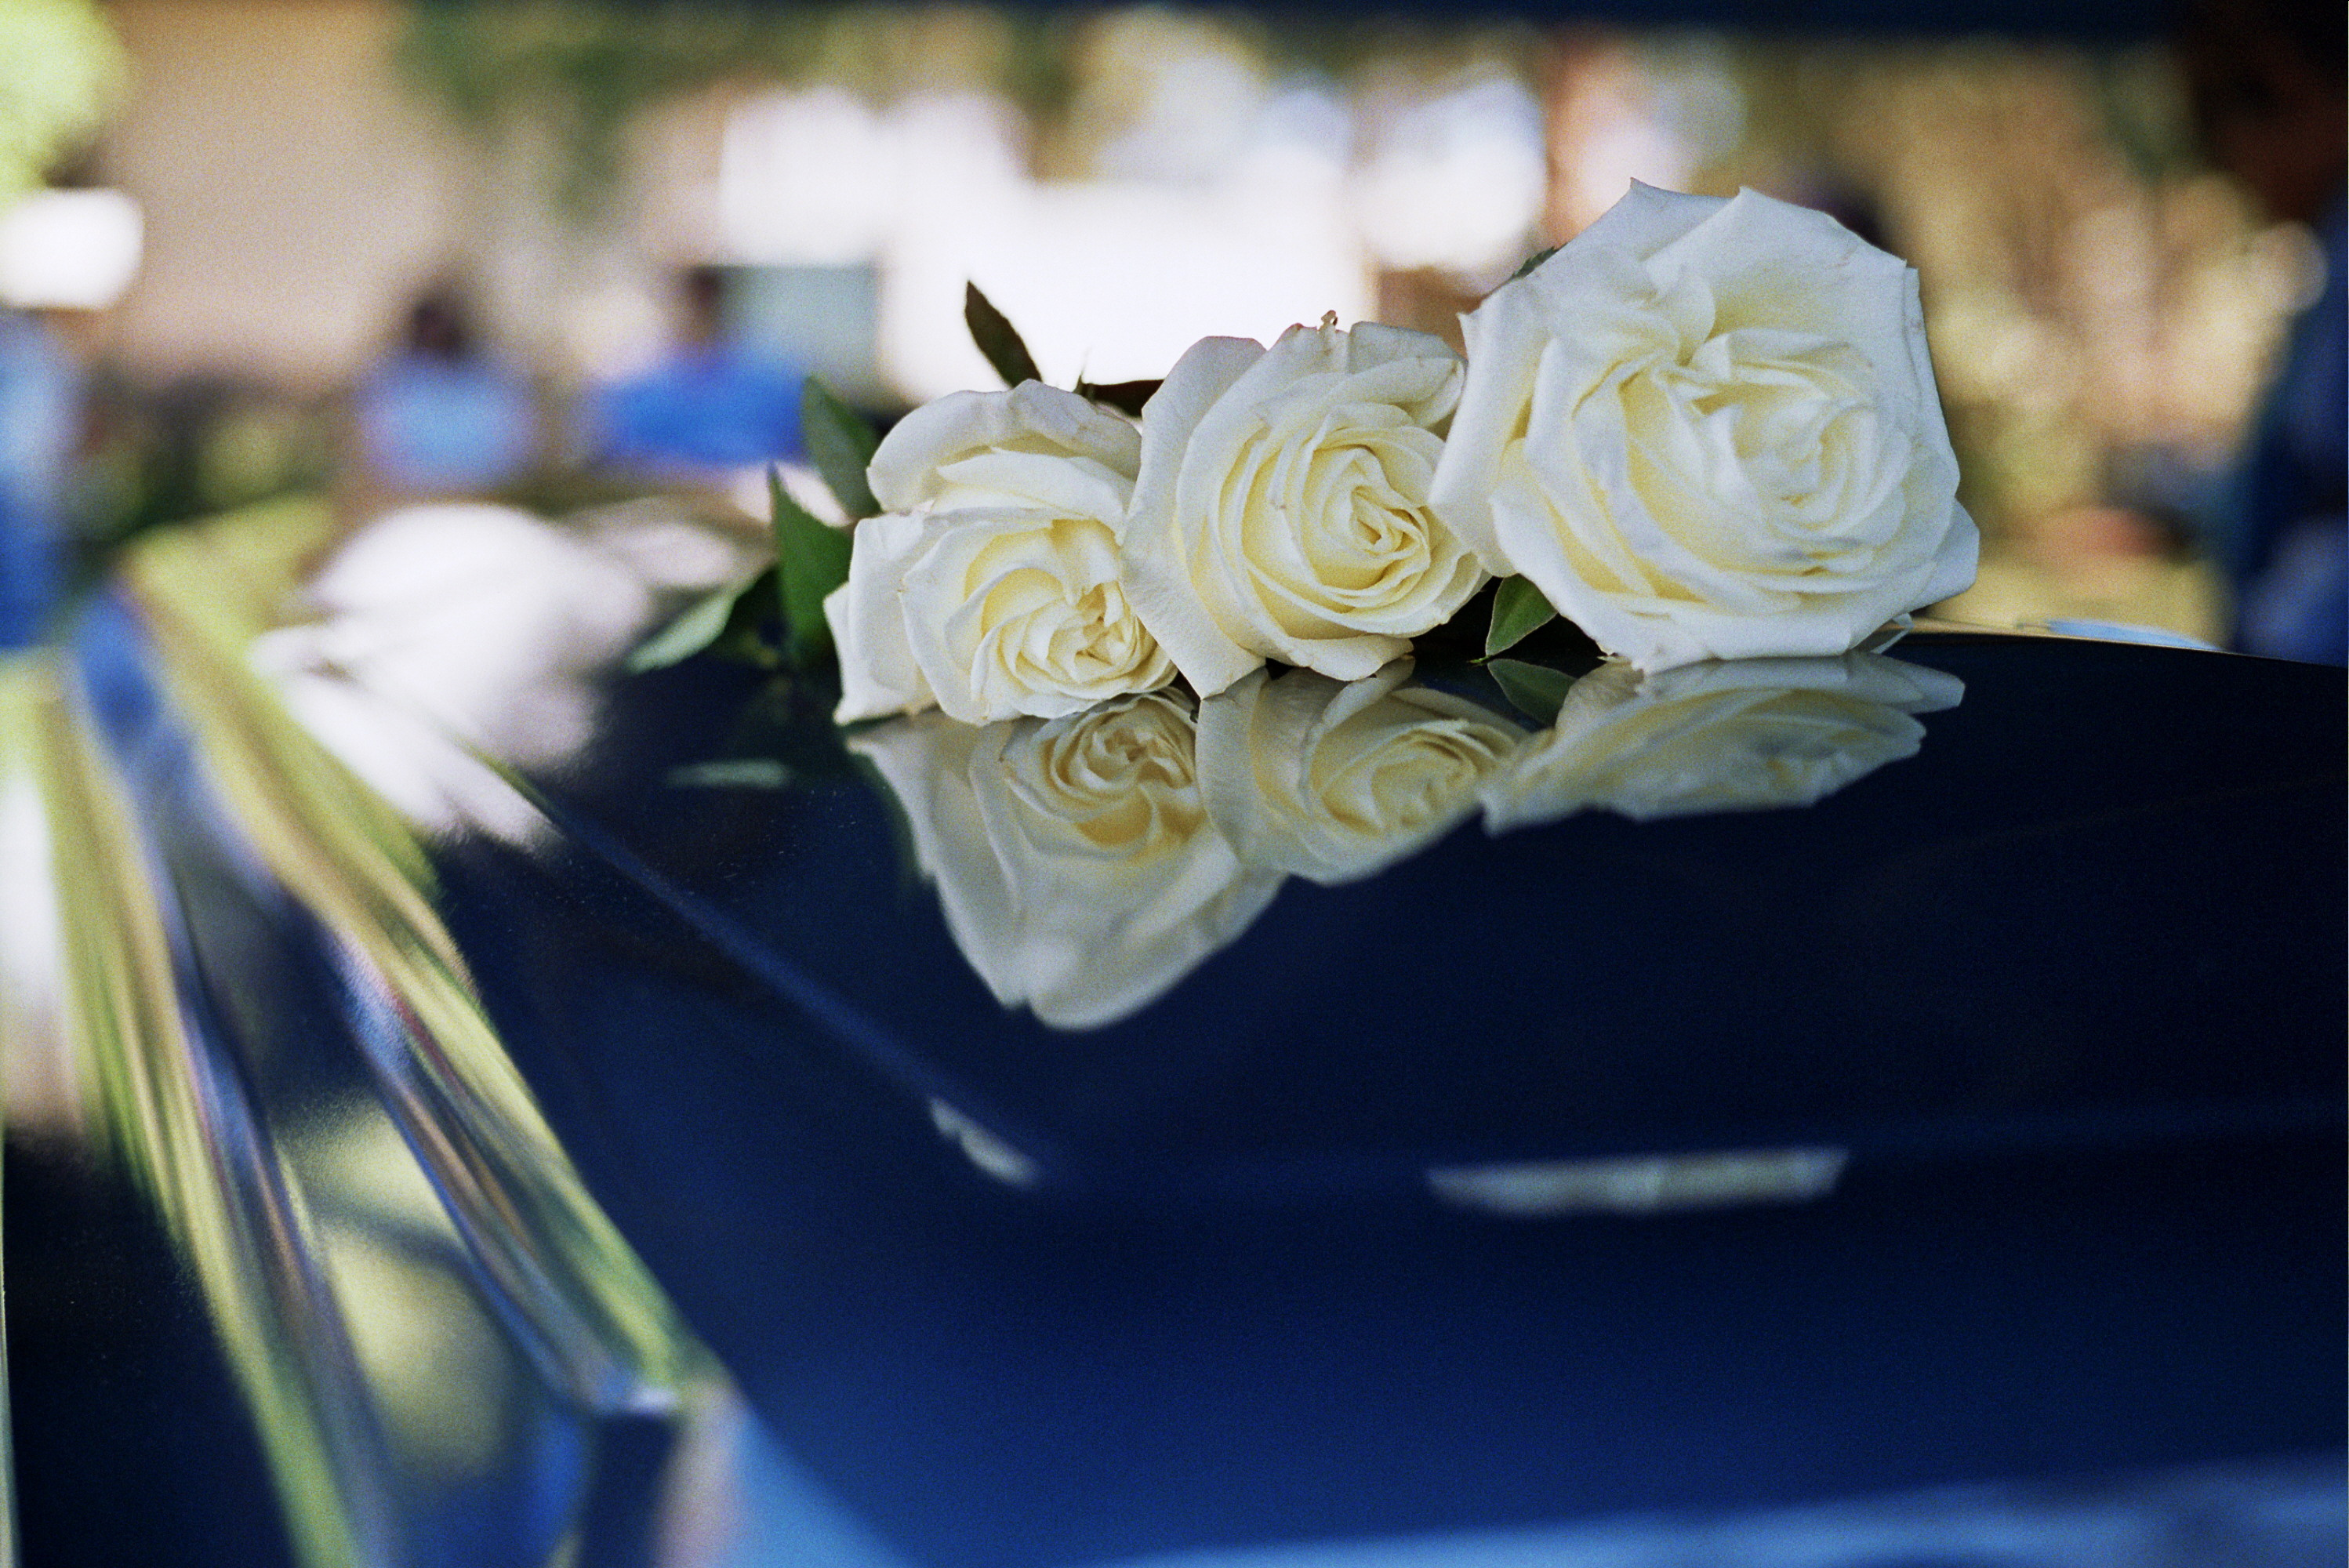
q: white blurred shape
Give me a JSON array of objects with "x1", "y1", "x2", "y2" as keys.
[
  {"x1": 572, "y1": 499, "x2": 757, "y2": 590},
  {"x1": 720, "y1": 89, "x2": 1024, "y2": 267},
  {"x1": 721, "y1": 87, "x2": 895, "y2": 266},
  {"x1": 251, "y1": 503, "x2": 738, "y2": 844},
  {"x1": 1095, "y1": 49, "x2": 1265, "y2": 184},
  {"x1": 0, "y1": 764, "x2": 78, "y2": 1133},
  {"x1": 734, "y1": 462, "x2": 848, "y2": 528},
  {"x1": 1354, "y1": 75, "x2": 1547, "y2": 276},
  {"x1": 1549, "y1": 47, "x2": 1697, "y2": 238},
  {"x1": 0, "y1": 187, "x2": 141, "y2": 309},
  {"x1": 884, "y1": 180, "x2": 1370, "y2": 398},
  {"x1": 928, "y1": 1100, "x2": 1042, "y2": 1189},
  {"x1": 1568, "y1": 114, "x2": 1690, "y2": 233},
  {"x1": 1253, "y1": 82, "x2": 1352, "y2": 171},
  {"x1": 714, "y1": 82, "x2": 1365, "y2": 401},
  {"x1": 1643, "y1": 38, "x2": 1745, "y2": 166}
]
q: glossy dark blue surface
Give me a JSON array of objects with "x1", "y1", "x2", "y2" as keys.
[
  {"x1": 485, "y1": 635, "x2": 2344, "y2": 1200},
  {"x1": 414, "y1": 631, "x2": 2342, "y2": 1566},
  {"x1": 13, "y1": 611, "x2": 2341, "y2": 1567}
]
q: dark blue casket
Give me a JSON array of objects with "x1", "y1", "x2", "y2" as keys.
[{"x1": 6, "y1": 597, "x2": 2341, "y2": 1567}]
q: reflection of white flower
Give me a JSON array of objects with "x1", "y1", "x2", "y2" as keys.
[
  {"x1": 849, "y1": 691, "x2": 1282, "y2": 1030},
  {"x1": 1122, "y1": 318, "x2": 1485, "y2": 694},
  {"x1": 252, "y1": 503, "x2": 739, "y2": 844},
  {"x1": 1431, "y1": 183, "x2": 1977, "y2": 673},
  {"x1": 1480, "y1": 653, "x2": 1964, "y2": 829},
  {"x1": 826, "y1": 383, "x2": 1173, "y2": 725},
  {"x1": 1199, "y1": 661, "x2": 1524, "y2": 884}
]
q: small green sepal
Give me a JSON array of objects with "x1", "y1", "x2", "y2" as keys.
[
  {"x1": 1075, "y1": 378, "x2": 1160, "y2": 416},
  {"x1": 1486, "y1": 659, "x2": 1580, "y2": 727},
  {"x1": 626, "y1": 563, "x2": 780, "y2": 672},
  {"x1": 626, "y1": 575, "x2": 751, "y2": 672},
  {"x1": 800, "y1": 380, "x2": 882, "y2": 521},
  {"x1": 770, "y1": 465, "x2": 855, "y2": 671},
  {"x1": 1507, "y1": 245, "x2": 1560, "y2": 282},
  {"x1": 1485, "y1": 575, "x2": 1559, "y2": 659},
  {"x1": 964, "y1": 282, "x2": 1044, "y2": 390}
]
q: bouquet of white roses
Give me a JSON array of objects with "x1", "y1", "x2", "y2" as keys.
[{"x1": 637, "y1": 183, "x2": 1978, "y2": 720}]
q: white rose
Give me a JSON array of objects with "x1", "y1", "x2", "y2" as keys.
[
  {"x1": 1479, "y1": 652, "x2": 1965, "y2": 830},
  {"x1": 1198, "y1": 660, "x2": 1526, "y2": 884},
  {"x1": 825, "y1": 383, "x2": 1174, "y2": 725},
  {"x1": 1121, "y1": 317, "x2": 1487, "y2": 695},
  {"x1": 848, "y1": 691, "x2": 1283, "y2": 1030},
  {"x1": 1431, "y1": 183, "x2": 1978, "y2": 673}
]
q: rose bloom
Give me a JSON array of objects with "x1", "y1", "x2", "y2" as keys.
[
  {"x1": 1122, "y1": 317, "x2": 1487, "y2": 695},
  {"x1": 1197, "y1": 660, "x2": 1526, "y2": 885},
  {"x1": 1431, "y1": 183, "x2": 1978, "y2": 673},
  {"x1": 1479, "y1": 653, "x2": 1965, "y2": 830},
  {"x1": 826, "y1": 383, "x2": 1174, "y2": 725},
  {"x1": 850, "y1": 692, "x2": 1283, "y2": 1030}
]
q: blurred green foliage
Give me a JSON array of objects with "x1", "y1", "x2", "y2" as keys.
[
  {"x1": 396, "y1": 2, "x2": 1083, "y2": 223},
  {"x1": 391, "y1": 2, "x2": 1541, "y2": 223},
  {"x1": 0, "y1": 0, "x2": 128, "y2": 198},
  {"x1": 56, "y1": 381, "x2": 336, "y2": 625}
]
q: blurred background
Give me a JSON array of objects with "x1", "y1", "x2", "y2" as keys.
[{"x1": 0, "y1": 0, "x2": 2341, "y2": 659}]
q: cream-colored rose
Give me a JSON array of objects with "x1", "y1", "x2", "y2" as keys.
[
  {"x1": 825, "y1": 383, "x2": 1174, "y2": 724},
  {"x1": 1432, "y1": 184, "x2": 1978, "y2": 673},
  {"x1": 1479, "y1": 653, "x2": 1964, "y2": 830},
  {"x1": 1121, "y1": 318, "x2": 1487, "y2": 695},
  {"x1": 848, "y1": 691, "x2": 1283, "y2": 1030},
  {"x1": 1197, "y1": 660, "x2": 1526, "y2": 885}
]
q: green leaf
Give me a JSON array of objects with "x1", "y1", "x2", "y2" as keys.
[
  {"x1": 1075, "y1": 377, "x2": 1160, "y2": 417},
  {"x1": 1485, "y1": 575, "x2": 1558, "y2": 659},
  {"x1": 1508, "y1": 245, "x2": 1559, "y2": 282},
  {"x1": 964, "y1": 281, "x2": 1044, "y2": 390},
  {"x1": 800, "y1": 379, "x2": 882, "y2": 521},
  {"x1": 706, "y1": 564, "x2": 784, "y2": 668},
  {"x1": 1487, "y1": 659, "x2": 1580, "y2": 727},
  {"x1": 625, "y1": 579, "x2": 746, "y2": 672},
  {"x1": 771, "y1": 465, "x2": 854, "y2": 670},
  {"x1": 625, "y1": 565, "x2": 776, "y2": 672}
]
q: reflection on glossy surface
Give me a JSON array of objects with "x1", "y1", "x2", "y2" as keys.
[
  {"x1": 0, "y1": 659, "x2": 49, "y2": 1566},
  {"x1": 20, "y1": 644, "x2": 398, "y2": 1563},
  {"x1": 9, "y1": 503, "x2": 2339, "y2": 1566},
  {"x1": 0, "y1": 514, "x2": 761, "y2": 1563},
  {"x1": 1427, "y1": 1145, "x2": 1850, "y2": 1218},
  {"x1": 1087, "y1": 1453, "x2": 2345, "y2": 1568},
  {"x1": 851, "y1": 691, "x2": 1283, "y2": 1030},
  {"x1": 131, "y1": 522, "x2": 709, "y2": 1417},
  {"x1": 859, "y1": 652, "x2": 1960, "y2": 1029},
  {"x1": 0, "y1": 661, "x2": 74, "y2": 1138},
  {"x1": 1483, "y1": 653, "x2": 1966, "y2": 830},
  {"x1": 247, "y1": 501, "x2": 749, "y2": 844},
  {"x1": 1197, "y1": 660, "x2": 1523, "y2": 886}
]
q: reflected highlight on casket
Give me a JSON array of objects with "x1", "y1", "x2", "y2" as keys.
[
  {"x1": 859, "y1": 652, "x2": 1962, "y2": 1030},
  {"x1": 1482, "y1": 653, "x2": 1966, "y2": 831},
  {"x1": 850, "y1": 689, "x2": 1284, "y2": 1030},
  {"x1": 1198, "y1": 659, "x2": 1525, "y2": 886}
]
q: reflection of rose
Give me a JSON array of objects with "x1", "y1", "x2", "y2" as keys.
[
  {"x1": 252, "y1": 502, "x2": 746, "y2": 844},
  {"x1": 1198, "y1": 661, "x2": 1526, "y2": 885},
  {"x1": 1431, "y1": 184, "x2": 1977, "y2": 673},
  {"x1": 1480, "y1": 654, "x2": 1964, "y2": 829},
  {"x1": 1122, "y1": 318, "x2": 1485, "y2": 695},
  {"x1": 826, "y1": 383, "x2": 1174, "y2": 725},
  {"x1": 850, "y1": 691, "x2": 1282, "y2": 1030}
]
